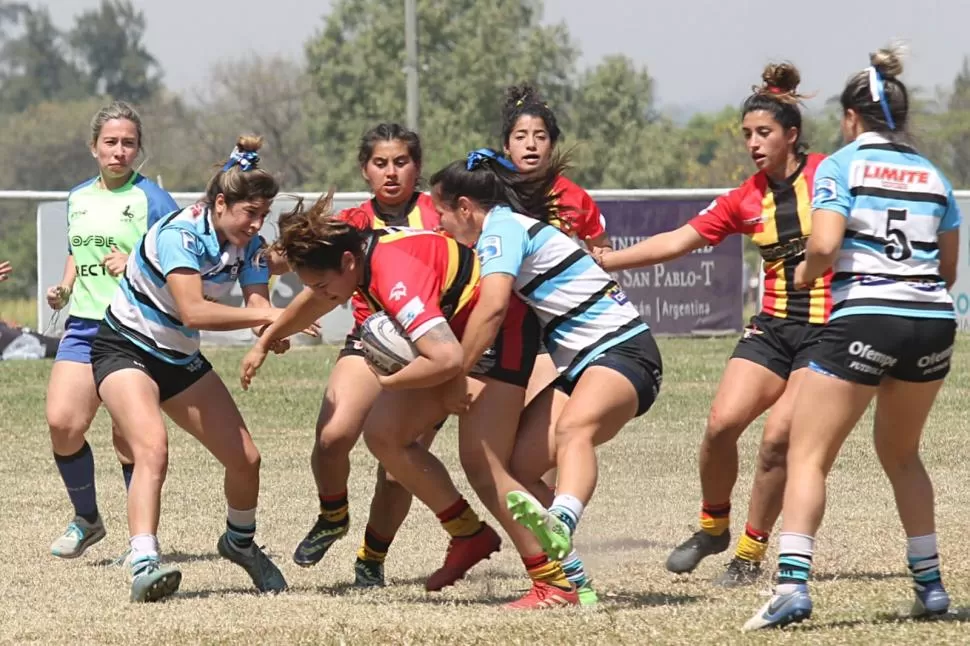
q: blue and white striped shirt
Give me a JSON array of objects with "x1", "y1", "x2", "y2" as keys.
[
  {"x1": 477, "y1": 206, "x2": 648, "y2": 380},
  {"x1": 812, "y1": 132, "x2": 960, "y2": 320},
  {"x1": 105, "y1": 203, "x2": 269, "y2": 363}
]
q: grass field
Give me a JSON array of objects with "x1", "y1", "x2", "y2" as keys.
[{"x1": 2, "y1": 337, "x2": 970, "y2": 645}]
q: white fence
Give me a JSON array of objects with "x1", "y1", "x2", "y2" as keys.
[{"x1": 6, "y1": 188, "x2": 970, "y2": 339}]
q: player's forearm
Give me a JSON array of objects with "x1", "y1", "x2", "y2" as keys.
[{"x1": 256, "y1": 287, "x2": 335, "y2": 348}]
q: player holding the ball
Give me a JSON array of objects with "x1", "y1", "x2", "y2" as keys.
[
  {"x1": 241, "y1": 193, "x2": 560, "y2": 602},
  {"x1": 430, "y1": 148, "x2": 663, "y2": 600},
  {"x1": 285, "y1": 124, "x2": 446, "y2": 588}
]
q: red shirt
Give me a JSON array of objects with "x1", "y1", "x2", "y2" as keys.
[
  {"x1": 355, "y1": 228, "x2": 480, "y2": 340},
  {"x1": 689, "y1": 153, "x2": 831, "y2": 324},
  {"x1": 337, "y1": 192, "x2": 442, "y2": 332},
  {"x1": 548, "y1": 175, "x2": 606, "y2": 241}
]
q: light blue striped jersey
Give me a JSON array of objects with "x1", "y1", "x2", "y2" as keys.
[
  {"x1": 812, "y1": 132, "x2": 960, "y2": 320},
  {"x1": 477, "y1": 206, "x2": 647, "y2": 380},
  {"x1": 105, "y1": 203, "x2": 270, "y2": 363}
]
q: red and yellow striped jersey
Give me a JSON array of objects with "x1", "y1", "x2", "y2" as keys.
[
  {"x1": 338, "y1": 192, "x2": 442, "y2": 329},
  {"x1": 355, "y1": 228, "x2": 480, "y2": 340},
  {"x1": 689, "y1": 153, "x2": 831, "y2": 324}
]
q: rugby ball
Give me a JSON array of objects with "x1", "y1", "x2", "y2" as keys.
[{"x1": 359, "y1": 311, "x2": 419, "y2": 376}]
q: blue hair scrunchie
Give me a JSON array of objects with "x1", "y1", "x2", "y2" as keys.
[
  {"x1": 466, "y1": 148, "x2": 518, "y2": 172},
  {"x1": 222, "y1": 146, "x2": 260, "y2": 172}
]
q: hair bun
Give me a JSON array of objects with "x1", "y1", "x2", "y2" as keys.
[
  {"x1": 870, "y1": 43, "x2": 906, "y2": 79},
  {"x1": 761, "y1": 62, "x2": 801, "y2": 94},
  {"x1": 503, "y1": 84, "x2": 542, "y2": 114},
  {"x1": 236, "y1": 134, "x2": 264, "y2": 154}
]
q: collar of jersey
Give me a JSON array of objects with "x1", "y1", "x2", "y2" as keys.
[
  {"x1": 96, "y1": 171, "x2": 138, "y2": 193},
  {"x1": 856, "y1": 132, "x2": 891, "y2": 146}
]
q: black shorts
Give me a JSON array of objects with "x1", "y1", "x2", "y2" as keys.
[
  {"x1": 469, "y1": 297, "x2": 540, "y2": 388},
  {"x1": 809, "y1": 315, "x2": 956, "y2": 387},
  {"x1": 339, "y1": 328, "x2": 366, "y2": 359},
  {"x1": 91, "y1": 323, "x2": 213, "y2": 403},
  {"x1": 554, "y1": 329, "x2": 663, "y2": 417},
  {"x1": 732, "y1": 312, "x2": 826, "y2": 380}
]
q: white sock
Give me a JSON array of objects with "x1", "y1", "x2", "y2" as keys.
[
  {"x1": 907, "y1": 533, "x2": 937, "y2": 560},
  {"x1": 227, "y1": 506, "x2": 257, "y2": 528},
  {"x1": 129, "y1": 533, "x2": 159, "y2": 576}
]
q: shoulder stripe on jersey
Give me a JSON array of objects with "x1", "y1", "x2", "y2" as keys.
[
  {"x1": 832, "y1": 297, "x2": 952, "y2": 312},
  {"x1": 844, "y1": 230, "x2": 939, "y2": 252},
  {"x1": 519, "y1": 249, "x2": 587, "y2": 298},
  {"x1": 849, "y1": 186, "x2": 948, "y2": 207},
  {"x1": 123, "y1": 278, "x2": 184, "y2": 326},
  {"x1": 542, "y1": 280, "x2": 616, "y2": 346},
  {"x1": 526, "y1": 221, "x2": 548, "y2": 239},
  {"x1": 858, "y1": 142, "x2": 918, "y2": 154}
]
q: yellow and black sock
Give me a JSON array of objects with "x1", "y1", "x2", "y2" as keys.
[
  {"x1": 319, "y1": 490, "x2": 349, "y2": 525},
  {"x1": 699, "y1": 500, "x2": 731, "y2": 536},
  {"x1": 522, "y1": 553, "x2": 572, "y2": 592},
  {"x1": 357, "y1": 525, "x2": 393, "y2": 563},
  {"x1": 735, "y1": 523, "x2": 770, "y2": 563},
  {"x1": 436, "y1": 497, "x2": 483, "y2": 538}
]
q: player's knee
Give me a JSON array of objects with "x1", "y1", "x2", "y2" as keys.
[
  {"x1": 703, "y1": 411, "x2": 747, "y2": 445},
  {"x1": 363, "y1": 424, "x2": 396, "y2": 458},
  {"x1": 46, "y1": 409, "x2": 89, "y2": 445},
  {"x1": 458, "y1": 450, "x2": 494, "y2": 493},
  {"x1": 316, "y1": 418, "x2": 363, "y2": 457},
  {"x1": 226, "y1": 443, "x2": 261, "y2": 476}
]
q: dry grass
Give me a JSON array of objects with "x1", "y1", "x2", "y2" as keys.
[
  {"x1": 2, "y1": 337, "x2": 970, "y2": 645},
  {"x1": 0, "y1": 297, "x2": 38, "y2": 329}
]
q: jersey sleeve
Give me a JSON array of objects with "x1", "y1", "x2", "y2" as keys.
[
  {"x1": 688, "y1": 186, "x2": 745, "y2": 244},
  {"x1": 156, "y1": 225, "x2": 204, "y2": 275},
  {"x1": 477, "y1": 216, "x2": 529, "y2": 278},
  {"x1": 940, "y1": 188, "x2": 962, "y2": 233},
  {"x1": 570, "y1": 191, "x2": 606, "y2": 240},
  {"x1": 371, "y1": 248, "x2": 446, "y2": 341},
  {"x1": 146, "y1": 186, "x2": 179, "y2": 228},
  {"x1": 811, "y1": 156, "x2": 852, "y2": 217},
  {"x1": 239, "y1": 235, "x2": 271, "y2": 287}
]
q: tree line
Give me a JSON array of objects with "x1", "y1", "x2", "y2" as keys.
[{"x1": 2, "y1": 0, "x2": 970, "y2": 299}]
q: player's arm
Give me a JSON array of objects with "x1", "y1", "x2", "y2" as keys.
[
  {"x1": 166, "y1": 270, "x2": 278, "y2": 331},
  {"x1": 798, "y1": 209, "x2": 846, "y2": 287},
  {"x1": 938, "y1": 229, "x2": 959, "y2": 290},
  {"x1": 597, "y1": 224, "x2": 710, "y2": 271},
  {"x1": 457, "y1": 274, "x2": 513, "y2": 374},
  {"x1": 379, "y1": 320, "x2": 465, "y2": 391}
]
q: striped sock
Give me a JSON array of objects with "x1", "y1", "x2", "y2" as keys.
[
  {"x1": 735, "y1": 523, "x2": 770, "y2": 563},
  {"x1": 550, "y1": 494, "x2": 584, "y2": 535},
  {"x1": 560, "y1": 549, "x2": 590, "y2": 588},
  {"x1": 357, "y1": 525, "x2": 393, "y2": 563},
  {"x1": 437, "y1": 497, "x2": 483, "y2": 538},
  {"x1": 319, "y1": 490, "x2": 349, "y2": 524},
  {"x1": 907, "y1": 533, "x2": 941, "y2": 586},
  {"x1": 522, "y1": 553, "x2": 572, "y2": 592},
  {"x1": 776, "y1": 532, "x2": 814, "y2": 594},
  {"x1": 699, "y1": 500, "x2": 731, "y2": 536},
  {"x1": 226, "y1": 507, "x2": 257, "y2": 553}
]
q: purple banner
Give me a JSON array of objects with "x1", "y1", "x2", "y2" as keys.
[{"x1": 600, "y1": 199, "x2": 743, "y2": 335}]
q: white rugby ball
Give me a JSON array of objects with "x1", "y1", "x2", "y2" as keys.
[{"x1": 359, "y1": 311, "x2": 419, "y2": 376}]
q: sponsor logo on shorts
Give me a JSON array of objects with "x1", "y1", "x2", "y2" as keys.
[
  {"x1": 918, "y1": 346, "x2": 953, "y2": 375},
  {"x1": 741, "y1": 324, "x2": 763, "y2": 340},
  {"x1": 186, "y1": 357, "x2": 205, "y2": 373},
  {"x1": 846, "y1": 340, "x2": 897, "y2": 376}
]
